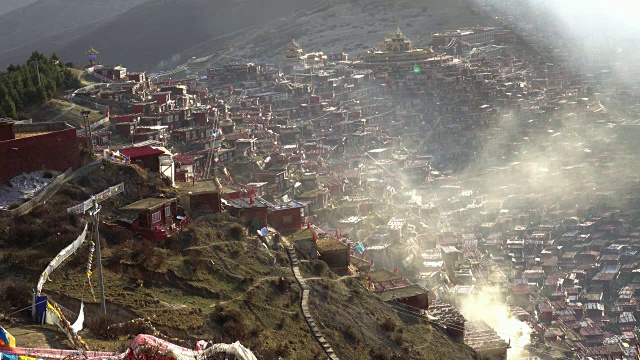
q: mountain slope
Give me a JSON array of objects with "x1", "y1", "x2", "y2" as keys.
[
  {"x1": 0, "y1": 0, "x2": 490, "y2": 72},
  {"x1": 0, "y1": 0, "x2": 323, "y2": 71},
  {"x1": 0, "y1": 0, "x2": 38, "y2": 15},
  {"x1": 0, "y1": 0, "x2": 150, "y2": 68},
  {"x1": 230, "y1": 0, "x2": 490, "y2": 62}
]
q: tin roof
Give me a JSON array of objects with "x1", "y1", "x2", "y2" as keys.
[{"x1": 121, "y1": 197, "x2": 176, "y2": 212}]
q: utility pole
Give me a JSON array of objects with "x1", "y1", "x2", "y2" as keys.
[
  {"x1": 67, "y1": 183, "x2": 124, "y2": 316},
  {"x1": 82, "y1": 110, "x2": 92, "y2": 151},
  {"x1": 91, "y1": 197, "x2": 107, "y2": 314}
]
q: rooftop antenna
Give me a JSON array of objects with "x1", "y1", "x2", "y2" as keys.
[{"x1": 67, "y1": 182, "x2": 125, "y2": 314}]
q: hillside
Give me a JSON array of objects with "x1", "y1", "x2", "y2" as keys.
[
  {"x1": 0, "y1": 0, "x2": 490, "y2": 71},
  {"x1": 230, "y1": 0, "x2": 491, "y2": 62},
  {"x1": 0, "y1": 163, "x2": 476, "y2": 359},
  {"x1": 0, "y1": 0, "x2": 150, "y2": 69},
  {"x1": 0, "y1": 0, "x2": 38, "y2": 15}
]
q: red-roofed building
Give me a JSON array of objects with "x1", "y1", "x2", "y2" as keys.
[
  {"x1": 119, "y1": 145, "x2": 165, "y2": 172},
  {"x1": 173, "y1": 153, "x2": 206, "y2": 182},
  {"x1": 223, "y1": 196, "x2": 269, "y2": 231},
  {"x1": 538, "y1": 301, "x2": 553, "y2": 322},
  {"x1": 268, "y1": 201, "x2": 308, "y2": 232}
]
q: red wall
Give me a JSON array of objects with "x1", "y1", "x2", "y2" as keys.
[
  {"x1": 113, "y1": 114, "x2": 137, "y2": 123},
  {"x1": 397, "y1": 293, "x2": 429, "y2": 310},
  {"x1": 268, "y1": 207, "x2": 302, "y2": 232},
  {"x1": 133, "y1": 104, "x2": 144, "y2": 114},
  {"x1": 0, "y1": 128, "x2": 80, "y2": 183},
  {"x1": 230, "y1": 208, "x2": 267, "y2": 228},
  {"x1": 131, "y1": 155, "x2": 160, "y2": 172},
  {"x1": 194, "y1": 113, "x2": 208, "y2": 127},
  {"x1": 191, "y1": 193, "x2": 221, "y2": 213},
  {"x1": 0, "y1": 124, "x2": 14, "y2": 141}
]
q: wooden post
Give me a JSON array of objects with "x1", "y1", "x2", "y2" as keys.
[{"x1": 92, "y1": 197, "x2": 106, "y2": 314}]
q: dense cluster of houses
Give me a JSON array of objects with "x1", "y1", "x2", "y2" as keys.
[{"x1": 7, "y1": 9, "x2": 640, "y2": 357}]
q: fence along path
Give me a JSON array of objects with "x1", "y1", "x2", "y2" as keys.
[
  {"x1": 2, "y1": 167, "x2": 73, "y2": 218},
  {"x1": 36, "y1": 223, "x2": 88, "y2": 295}
]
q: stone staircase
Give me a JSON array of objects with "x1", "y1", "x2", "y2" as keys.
[{"x1": 286, "y1": 245, "x2": 339, "y2": 360}]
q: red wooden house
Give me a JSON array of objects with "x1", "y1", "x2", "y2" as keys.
[
  {"x1": 317, "y1": 237, "x2": 350, "y2": 274},
  {"x1": 183, "y1": 180, "x2": 222, "y2": 214},
  {"x1": 257, "y1": 169, "x2": 288, "y2": 194},
  {"x1": 173, "y1": 153, "x2": 206, "y2": 182},
  {"x1": 219, "y1": 184, "x2": 257, "y2": 200},
  {"x1": 112, "y1": 114, "x2": 140, "y2": 123},
  {"x1": 153, "y1": 92, "x2": 171, "y2": 105},
  {"x1": 297, "y1": 188, "x2": 329, "y2": 211},
  {"x1": 117, "y1": 197, "x2": 183, "y2": 242},
  {"x1": 223, "y1": 197, "x2": 269, "y2": 232},
  {"x1": 172, "y1": 127, "x2": 210, "y2": 144},
  {"x1": 119, "y1": 145, "x2": 165, "y2": 172},
  {"x1": 378, "y1": 284, "x2": 429, "y2": 310},
  {"x1": 133, "y1": 101, "x2": 157, "y2": 115},
  {"x1": 0, "y1": 121, "x2": 81, "y2": 183},
  {"x1": 193, "y1": 111, "x2": 210, "y2": 127},
  {"x1": 268, "y1": 202, "x2": 307, "y2": 232}
]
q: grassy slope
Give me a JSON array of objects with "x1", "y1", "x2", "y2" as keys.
[
  {"x1": 25, "y1": 98, "x2": 104, "y2": 128},
  {"x1": 302, "y1": 270, "x2": 477, "y2": 360},
  {"x1": 68, "y1": 68, "x2": 100, "y2": 87}
]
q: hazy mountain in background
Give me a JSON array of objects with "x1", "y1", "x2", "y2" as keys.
[
  {"x1": 0, "y1": 0, "x2": 38, "y2": 15},
  {"x1": 0, "y1": 0, "x2": 487, "y2": 71},
  {"x1": 235, "y1": 0, "x2": 486, "y2": 61},
  {"x1": 0, "y1": 0, "x2": 151, "y2": 68}
]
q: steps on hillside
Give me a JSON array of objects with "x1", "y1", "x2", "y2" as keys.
[{"x1": 285, "y1": 243, "x2": 339, "y2": 359}]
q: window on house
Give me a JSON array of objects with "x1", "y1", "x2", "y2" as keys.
[
  {"x1": 151, "y1": 211, "x2": 162, "y2": 223},
  {"x1": 165, "y1": 206, "x2": 172, "y2": 218},
  {"x1": 283, "y1": 215, "x2": 292, "y2": 224}
]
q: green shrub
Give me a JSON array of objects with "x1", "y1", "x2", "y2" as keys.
[
  {"x1": 392, "y1": 333, "x2": 404, "y2": 346},
  {"x1": 0, "y1": 280, "x2": 32, "y2": 309},
  {"x1": 130, "y1": 240, "x2": 156, "y2": 264},
  {"x1": 210, "y1": 306, "x2": 250, "y2": 341},
  {"x1": 312, "y1": 260, "x2": 329, "y2": 276},
  {"x1": 84, "y1": 313, "x2": 121, "y2": 338},
  {"x1": 227, "y1": 224, "x2": 245, "y2": 241},
  {"x1": 383, "y1": 317, "x2": 396, "y2": 332},
  {"x1": 7, "y1": 202, "x2": 21, "y2": 210}
]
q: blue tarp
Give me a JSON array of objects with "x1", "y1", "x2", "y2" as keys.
[
  {"x1": 1, "y1": 353, "x2": 19, "y2": 360},
  {"x1": 35, "y1": 296, "x2": 48, "y2": 324}
]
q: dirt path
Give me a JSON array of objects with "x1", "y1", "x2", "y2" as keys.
[
  {"x1": 2, "y1": 324, "x2": 70, "y2": 349},
  {"x1": 211, "y1": 275, "x2": 289, "y2": 306},
  {"x1": 303, "y1": 274, "x2": 357, "y2": 282},
  {"x1": 48, "y1": 102, "x2": 76, "y2": 122},
  {"x1": 184, "y1": 241, "x2": 251, "y2": 250}
]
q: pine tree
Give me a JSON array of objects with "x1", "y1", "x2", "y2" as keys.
[
  {"x1": 1, "y1": 94, "x2": 17, "y2": 119},
  {"x1": 0, "y1": 51, "x2": 81, "y2": 118}
]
